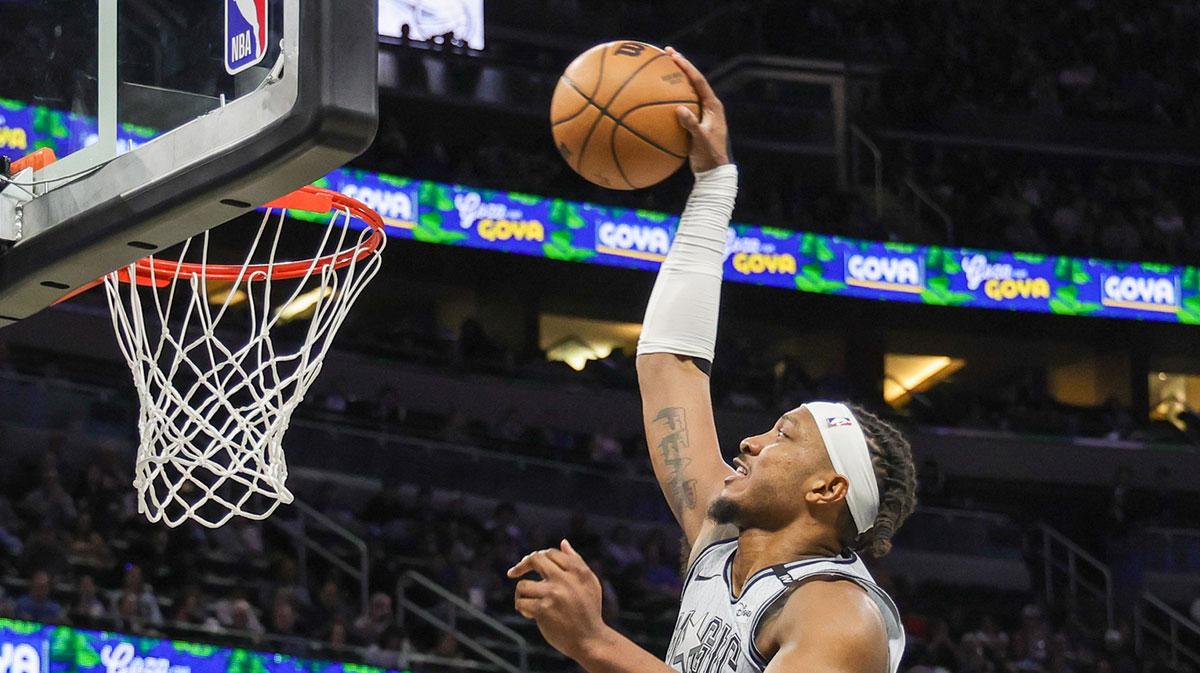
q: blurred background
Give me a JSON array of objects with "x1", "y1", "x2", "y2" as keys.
[{"x1": 1, "y1": 1, "x2": 1200, "y2": 673}]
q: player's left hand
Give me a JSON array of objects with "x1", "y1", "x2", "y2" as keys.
[{"x1": 507, "y1": 539, "x2": 606, "y2": 660}]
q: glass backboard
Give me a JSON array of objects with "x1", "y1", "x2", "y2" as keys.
[{"x1": 0, "y1": 0, "x2": 380, "y2": 325}]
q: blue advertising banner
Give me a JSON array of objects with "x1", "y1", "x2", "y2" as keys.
[
  {"x1": 574, "y1": 201, "x2": 677, "y2": 272},
  {"x1": 4, "y1": 95, "x2": 1200, "y2": 325},
  {"x1": 723, "y1": 226, "x2": 802, "y2": 291},
  {"x1": 0, "y1": 619, "x2": 413, "y2": 673},
  {"x1": 428, "y1": 183, "x2": 551, "y2": 257}
]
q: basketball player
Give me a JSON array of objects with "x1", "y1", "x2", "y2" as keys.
[{"x1": 508, "y1": 48, "x2": 918, "y2": 673}]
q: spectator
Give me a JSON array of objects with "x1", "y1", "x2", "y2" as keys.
[
  {"x1": 309, "y1": 579, "x2": 350, "y2": 637},
  {"x1": 110, "y1": 564, "x2": 163, "y2": 627},
  {"x1": 270, "y1": 598, "x2": 308, "y2": 656},
  {"x1": 21, "y1": 469, "x2": 76, "y2": 531},
  {"x1": 603, "y1": 524, "x2": 643, "y2": 571},
  {"x1": 565, "y1": 512, "x2": 602, "y2": 560},
  {"x1": 972, "y1": 614, "x2": 1011, "y2": 660},
  {"x1": 0, "y1": 495, "x2": 23, "y2": 559},
  {"x1": 361, "y1": 480, "x2": 406, "y2": 526},
  {"x1": 172, "y1": 583, "x2": 211, "y2": 626},
  {"x1": 18, "y1": 528, "x2": 67, "y2": 580},
  {"x1": 364, "y1": 627, "x2": 411, "y2": 669},
  {"x1": 211, "y1": 517, "x2": 264, "y2": 562},
  {"x1": 484, "y1": 502, "x2": 526, "y2": 547},
  {"x1": 205, "y1": 594, "x2": 264, "y2": 637},
  {"x1": 114, "y1": 591, "x2": 150, "y2": 635},
  {"x1": 67, "y1": 513, "x2": 113, "y2": 570},
  {"x1": 75, "y1": 463, "x2": 120, "y2": 530},
  {"x1": 1103, "y1": 628, "x2": 1138, "y2": 673},
  {"x1": 352, "y1": 592, "x2": 395, "y2": 646},
  {"x1": 373, "y1": 386, "x2": 407, "y2": 427},
  {"x1": 1012, "y1": 604, "x2": 1049, "y2": 666},
  {"x1": 14, "y1": 571, "x2": 63, "y2": 623},
  {"x1": 924, "y1": 619, "x2": 960, "y2": 671},
  {"x1": 638, "y1": 540, "x2": 682, "y2": 601},
  {"x1": 588, "y1": 426, "x2": 624, "y2": 467},
  {"x1": 261, "y1": 557, "x2": 312, "y2": 612},
  {"x1": 1142, "y1": 466, "x2": 1176, "y2": 525},
  {"x1": 459, "y1": 553, "x2": 502, "y2": 612},
  {"x1": 325, "y1": 619, "x2": 350, "y2": 649},
  {"x1": 69, "y1": 575, "x2": 108, "y2": 623},
  {"x1": 1107, "y1": 467, "x2": 1135, "y2": 535},
  {"x1": 0, "y1": 585, "x2": 14, "y2": 619}
]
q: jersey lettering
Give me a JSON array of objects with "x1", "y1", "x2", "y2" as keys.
[{"x1": 666, "y1": 541, "x2": 903, "y2": 673}]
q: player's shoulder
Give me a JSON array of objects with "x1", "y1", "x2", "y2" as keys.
[
  {"x1": 759, "y1": 576, "x2": 886, "y2": 652},
  {"x1": 757, "y1": 577, "x2": 891, "y2": 673}
]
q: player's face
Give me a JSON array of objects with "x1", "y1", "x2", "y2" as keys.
[{"x1": 714, "y1": 406, "x2": 835, "y2": 529}]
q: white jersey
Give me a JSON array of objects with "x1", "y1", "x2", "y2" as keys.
[{"x1": 664, "y1": 538, "x2": 905, "y2": 673}]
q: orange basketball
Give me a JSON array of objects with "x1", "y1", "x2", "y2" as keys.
[{"x1": 550, "y1": 40, "x2": 700, "y2": 190}]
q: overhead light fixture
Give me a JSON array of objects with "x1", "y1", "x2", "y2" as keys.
[
  {"x1": 539, "y1": 314, "x2": 641, "y2": 370},
  {"x1": 545, "y1": 336, "x2": 599, "y2": 371},
  {"x1": 884, "y1": 354, "x2": 965, "y2": 406},
  {"x1": 1148, "y1": 372, "x2": 1191, "y2": 430},
  {"x1": 207, "y1": 282, "x2": 247, "y2": 307},
  {"x1": 275, "y1": 286, "x2": 334, "y2": 323}
]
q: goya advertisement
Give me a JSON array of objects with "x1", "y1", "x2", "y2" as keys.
[
  {"x1": 4, "y1": 96, "x2": 1200, "y2": 324},
  {"x1": 0, "y1": 619, "x2": 411, "y2": 673},
  {"x1": 318, "y1": 167, "x2": 1199, "y2": 323}
]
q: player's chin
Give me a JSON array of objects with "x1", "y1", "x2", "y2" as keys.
[{"x1": 707, "y1": 494, "x2": 742, "y2": 525}]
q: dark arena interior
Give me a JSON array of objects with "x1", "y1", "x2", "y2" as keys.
[{"x1": 0, "y1": 2, "x2": 1199, "y2": 673}]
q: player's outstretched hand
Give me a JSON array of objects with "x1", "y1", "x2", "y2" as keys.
[
  {"x1": 507, "y1": 539, "x2": 608, "y2": 660},
  {"x1": 666, "y1": 46, "x2": 730, "y2": 174}
]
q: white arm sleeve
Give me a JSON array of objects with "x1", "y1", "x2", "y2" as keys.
[{"x1": 636, "y1": 163, "x2": 738, "y2": 364}]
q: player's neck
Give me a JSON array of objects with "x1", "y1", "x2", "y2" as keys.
[{"x1": 730, "y1": 523, "x2": 842, "y2": 596}]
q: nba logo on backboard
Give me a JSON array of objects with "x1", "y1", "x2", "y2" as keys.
[
  {"x1": 827, "y1": 417, "x2": 853, "y2": 428},
  {"x1": 225, "y1": 0, "x2": 269, "y2": 74}
]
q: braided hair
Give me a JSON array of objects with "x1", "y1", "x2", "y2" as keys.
[{"x1": 845, "y1": 404, "x2": 918, "y2": 558}]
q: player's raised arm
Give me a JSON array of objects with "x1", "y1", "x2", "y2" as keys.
[{"x1": 636, "y1": 48, "x2": 737, "y2": 547}]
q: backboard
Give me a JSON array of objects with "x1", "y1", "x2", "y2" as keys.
[{"x1": 0, "y1": 0, "x2": 380, "y2": 325}]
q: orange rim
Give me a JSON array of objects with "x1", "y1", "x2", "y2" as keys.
[{"x1": 129, "y1": 185, "x2": 385, "y2": 282}]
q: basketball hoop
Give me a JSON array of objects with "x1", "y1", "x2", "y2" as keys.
[{"x1": 103, "y1": 185, "x2": 385, "y2": 528}]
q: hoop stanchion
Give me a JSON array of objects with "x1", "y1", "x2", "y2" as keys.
[{"x1": 104, "y1": 186, "x2": 386, "y2": 528}]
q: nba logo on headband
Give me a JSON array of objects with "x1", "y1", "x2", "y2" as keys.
[
  {"x1": 226, "y1": 0, "x2": 269, "y2": 75},
  {"x1": 803, "y1": 402, "x2": 882, "y2": 535}
]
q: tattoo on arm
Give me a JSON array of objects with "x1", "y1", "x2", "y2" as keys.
[{"x1": 653, "y1": 407, "x2": 698, "y2": 512}]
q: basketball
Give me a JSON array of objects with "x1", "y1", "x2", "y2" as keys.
[{"x1": 550, "y1": 40, "x2": 700, "y2": 190}]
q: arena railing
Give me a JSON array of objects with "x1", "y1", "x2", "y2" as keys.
[
  {"x1": 849, "y1": 124, "x2": 884, "y2": 219},
  {"x1": 901, "y1": 175, "x2": 954, "y2": 243},
  {"x1": 1037, "y1": 522, "x2": 1114, "y2": 631},
  {"x1": 286, "y1": 418, "x2": 669, "y2": 523},
  {"x1": 268, "y1": 499, "x2": 370, "y2": 614},
  {"x1": 397, "y1": 570, "x2": 530, "y2": 673},
  {"x1": 1135, "y1": 591, "x2": 1200, "y2": 668}
]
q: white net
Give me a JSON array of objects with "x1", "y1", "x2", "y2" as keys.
[{"x1": 104, "y1": 197, "x2": 384, "y2": 528}]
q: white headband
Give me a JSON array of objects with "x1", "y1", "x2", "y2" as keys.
[{"x1": 801, "y1": 402, "x2": 880, "y2": 535}]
